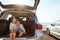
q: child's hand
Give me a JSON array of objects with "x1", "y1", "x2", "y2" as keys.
[{"x1": 13, "y1": 29, "x2": 16, "y2": 32}]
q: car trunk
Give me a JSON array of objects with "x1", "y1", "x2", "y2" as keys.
[
  {"x1": 0, "y1": 10, "x2": 36, "y2": 37},
  {"x1": 0, "y1": 0, "x2": 40, "y2": 37},
  {"x1": 9, "y1": 10, "x2": 36, "y2": 37}
]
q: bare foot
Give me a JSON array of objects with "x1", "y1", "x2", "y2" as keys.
[{"x1": 10, "y1": 38, "x2": 13, "y2": 40}]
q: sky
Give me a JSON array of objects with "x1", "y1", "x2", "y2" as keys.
[
  {"x1": 0, "y1": 0, "x2": 60, "y2": 23},
  {"x1": 36, "y1": 0, "x2": 60, "y2": 23}
]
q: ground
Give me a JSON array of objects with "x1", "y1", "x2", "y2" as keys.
[{"x1": 0, "y1": 32, "x2": 58, "y2": 40}]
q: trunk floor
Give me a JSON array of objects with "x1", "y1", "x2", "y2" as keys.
[{"x1": 0, "y1": 38, "x2": 36, "y2": 40}]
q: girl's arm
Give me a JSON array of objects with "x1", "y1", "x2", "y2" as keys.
[
  {"x1": 20, "y1": 24, "x2": 26, "y2": 33},
  {"x1": 9, "y1": 23, "x2": 13, "y2": 31}
]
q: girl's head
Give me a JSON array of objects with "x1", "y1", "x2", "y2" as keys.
[
  {"x1": 12, "y1": 18, "x2": 17, "y2": 23},
  {"x1": 16, "y1": 20, "x2": 20, "y2": 26}
]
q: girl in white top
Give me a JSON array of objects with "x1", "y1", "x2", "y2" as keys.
[{"x1": 9, "y1": 18, "x2": 17, "y2": 40}]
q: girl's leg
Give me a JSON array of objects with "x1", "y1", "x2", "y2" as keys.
[
  {"x1": 19, "y1": 32, "x2": 24, "y2": 37},
  {"x1": 13, "y1": 31, "x2": 16, "y2": 39},
  {"x1": 9, "y1": 32, "x2": 13, "y2": 40}
]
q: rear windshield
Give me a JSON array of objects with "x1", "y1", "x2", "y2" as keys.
[
  {"x1": 0, "y1": 11, "x2": 1, "y2": 16},
  {"x1": 0, "y1": 0, "x2": 34, "y2": 7}
]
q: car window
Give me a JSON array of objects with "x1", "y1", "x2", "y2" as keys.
[
  {"x1": 0, "y1": 0, "x2": 34, "y2": 7},
  {"x1": 0, "y1": 7, "x2": 5, "y2": 18},
  {"x1": 0, "y1": 10, "x2": 4, "y2": 18},
  {"x1": 0, "y1": 9, "x2": 1, "y2": 17},
  {"x1": 0, "y1": 7, "x2": 2, "y2": 17},
  {"x1": 7, "y1": 14, "x2": 12, "y2": 20},
  {"x1": 55, "y1": 21, "x2": 60, "y2": 26},
  {"x1": 19, "y1": 17, "x2": 26, "y2": 21}
]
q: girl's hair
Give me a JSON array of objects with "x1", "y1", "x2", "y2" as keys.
[
  {"x1": 12, "y1": 18, "x2": 16, "y2": 21},
  {"x1": 16, "y1": 20, "x2": 21, "y2": 24}
]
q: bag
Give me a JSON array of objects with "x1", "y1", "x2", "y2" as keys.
[{"x1": 37, "y1": 24, "x2": 42, "y2": 29}]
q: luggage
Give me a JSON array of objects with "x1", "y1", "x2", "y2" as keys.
[{"x1": 37, "y1": 24, "x2": 42, "y2": 29}]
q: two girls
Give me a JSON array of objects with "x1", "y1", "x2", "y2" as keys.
[{"x1": 9, "y1": 18, "x2": 25, "y2": 40}]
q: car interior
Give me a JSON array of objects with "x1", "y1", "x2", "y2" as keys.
[
  {"x1": 0, "y1": 10, "x2": 36, "y2": 37},
  {"x1": 0, "y1": 0, "x2": 40, "y2": 38}
]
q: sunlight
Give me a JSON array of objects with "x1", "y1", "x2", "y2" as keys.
[
  {"x1": 12, "y1": 0, "x2": 28, "y2": 4},
  {"x1": 0, "y1": 0, "x2": 34, "y2": 7},
  {"x1": 11, "y1": 0, "x2": 34, "y2": 6}
]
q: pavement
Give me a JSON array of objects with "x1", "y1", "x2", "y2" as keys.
[
  {"x1": 0, "y1": 34, "x2": 58, "y2": 40},
  {"x1": 0, "y1": 30, "x2": 59, "y2": 40}
]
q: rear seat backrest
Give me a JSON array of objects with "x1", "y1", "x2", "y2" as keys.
[{"x1": 18, "y1": 18, "x2": 35, "y2": 37}]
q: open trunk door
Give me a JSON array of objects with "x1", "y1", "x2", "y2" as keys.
[
  {"x1": 0, "y1": 0, "x2": 40, "y2": 37},
  {"x1": 0, "y1": 0, "x2": 40, "y2": 11}
]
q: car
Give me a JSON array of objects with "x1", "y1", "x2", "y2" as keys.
[
  {"x1": 0, "y1": 0, "x2": 40, "y2": 37},
  {"x1": 47, "y1": 20, "x2": 60, "y2": 39},
  {"x1": 42, "y1": 25, "x2": 47, "y2": 32}
]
